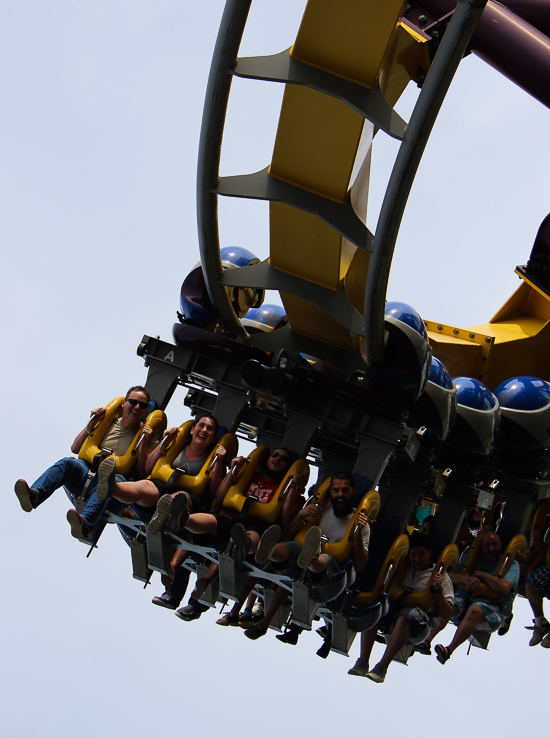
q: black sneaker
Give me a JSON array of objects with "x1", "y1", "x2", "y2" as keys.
[
  {"x1": 276, "y1": 624, "x2": 303, "y2": 646},
  {"x1": 152, "y1": 592, "x2": 180, "y2": 610},
  {"x1": 175, "y1": 605, "x2": 203, "y2": 622},
  {"x1": 244, "y1": 621, "x2": 268, "y2": 640}
]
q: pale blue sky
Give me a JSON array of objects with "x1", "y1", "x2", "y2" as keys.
[{"x1": 2, "y1": 3, "x2": 549, "y2": 736}]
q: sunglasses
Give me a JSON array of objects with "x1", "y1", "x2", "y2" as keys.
[
  {"x1": 126, "y1": 398, "x2": 149, "y2": 410},
  {"x1": 271, "y1": 451, "x2": 290, "y2": 462}
]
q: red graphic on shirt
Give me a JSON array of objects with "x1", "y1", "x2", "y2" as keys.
[{"x1": 246, "y1": 473, "x2": 279, "y2": 504}]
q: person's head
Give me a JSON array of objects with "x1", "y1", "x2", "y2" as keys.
[
  {"x1": 408, "y1": 532, "x2": 432, "y2": 570},
  {"x1": 264, "y1": 447, "x2": 292, "y2": 480},
  {"x1": 189, "y1": 414, "x2": 218, "y2": 450},
  {"x1": 420, "y1": 514, "x2": 436, "y2": 536},
  {"x1": 481, "y1": 531, "x2": 502, "y2": 563},
  {"x1": 121, "y1": 386, "x2": 151, "y2": 428},
  {"x1": 329, "y1": 472, "x2": 355, "y2": 518}
]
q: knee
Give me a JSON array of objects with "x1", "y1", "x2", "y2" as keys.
[{"x1": 465, "y1": 606, "x2": 484, "y2": 624}]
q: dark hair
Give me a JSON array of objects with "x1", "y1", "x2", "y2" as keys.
[
  {"x1": 194, "y1": 413, "x2": 219, "y2": 435},
  {"x1": 271, "y1": 447, "x2": 292, "y2": 461},
  {"x1": 125, "y1": 385, "x2": 151, "y2": 402},
  {"x1": 409, "y1": 532, "x2": 432, "y2": 552},
  {"x1": 331, "y1": 471, "x2": 355, "y2": 487}
]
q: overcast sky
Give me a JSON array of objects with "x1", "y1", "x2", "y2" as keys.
[{"x1": 2, "y1": 3, "x2": 549, "y2": 737}]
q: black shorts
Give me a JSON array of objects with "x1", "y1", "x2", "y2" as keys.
[{"x1": 152, "y1": 481, "x2": 203, "y2": 513}]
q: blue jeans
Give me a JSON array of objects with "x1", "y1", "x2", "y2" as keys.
[{"x1": 31, "y1": 456, "x2": 126, "y2": 527}]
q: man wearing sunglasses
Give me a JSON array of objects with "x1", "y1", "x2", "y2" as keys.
[{"x1": 14, "y1": 386, "x2": 159, "y2": 537}]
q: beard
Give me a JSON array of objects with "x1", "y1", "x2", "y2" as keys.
[{"x1": 331, "y1": 496, "x2": 354, "y2": 518}]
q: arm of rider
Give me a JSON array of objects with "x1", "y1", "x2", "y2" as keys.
[
  {"x1": 71, "y1": 407, "x2": 106, "y2": 454},
  {"x1": 144, "y1": 426, "x2": 178, "y2": 476},
  {"x1": 214, "y1": 456, "x2": 247, "y2": 509},
  {"x1": 287, "y1": 501, "x2": 322, "y2": 539},
  {"x1": 352, "y1": 511, "x2": 369, "y2": 571},
  {"x1": 431, "y1": 572, "x2": 452, "y2": 620},
  {"x1": 448, "y1": 569, "x2": 483, "y2": 593},
  {"x1": 280, "y1": 472, "x2": 302, "y2": 527},
  {"x1": 135, "y1": 423, "x2": 155, "y2": 479},
  {"x1": 473, "y1": 568, "x2": 514, "y2": 594},
  {"x1": 207, "y1": 445, "x2": 228, "y2": 501}
]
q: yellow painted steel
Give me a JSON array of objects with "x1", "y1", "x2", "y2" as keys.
[
  {"x1": 267, "y1": 1, "x2": 430, "y2": 352},
  {"x1": 150, "y1": 420, "x2": 239, "y2": 497},
  {"x1": 428, "y1": 273, "x2": 550, "y2": 389},
  {"x1": 291, "y1": 0, "x2": 407, "y2": 89}
]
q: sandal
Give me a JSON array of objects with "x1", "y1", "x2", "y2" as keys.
[
  {"x1": 435, "y1": 644, "x2": 451, "y2": 664},
  {"x1": 414, "y1": 640, "x2": 432, "y2": 656}
]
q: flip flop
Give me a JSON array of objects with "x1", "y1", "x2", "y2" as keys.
[{"x1": 435, "y1": 644, "x2": 451, "y2": 664}]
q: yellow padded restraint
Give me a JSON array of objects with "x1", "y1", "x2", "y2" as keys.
[
  {"x1": 150, "y1": 420, "x2": 238, "y2": 496},
  {"x1": 352, "y1": 533, "x2": 410, "y2": 609}
]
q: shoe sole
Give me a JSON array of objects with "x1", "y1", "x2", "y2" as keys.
[
  {"x1": 348, "y1": 668, "x2": 369, "y2": 677},
  {"x1": 244, "y1": 624, "x2": 267, "y2": 640},
  {"x1": 216, "y1": 615, "x2": 240, "y2": 626},
  {"x1": 297, "y1": 526, "x2": 322, "y2": 569},
  {"x1": 67, "y1": 509, "x2": 84, "y2": 539},
  {"x1": 147, "y1": 494, "x2": 172, "y2": 534},
  {"x1": 175, "y1": 609, "x2": 201, "y2": 622},
  {"x1": 366, "y1": 672, "x2": 385, "y2": 683},
  {"x1": 96, "y1": 457, "x2": 116, "y2": 500},
  {"x1": 14, "y1": 480, "x2": 34, "y2": 513},
  {"x1": 166, "y1": 493, "x2": 189, "y2": 535},
  {"x1": 540, "y1": 634, "x2": 550, "y2": 648},
  {"x1": 151, "y1": 597, "x2": 178, "y2": 610},
  {"x1": 254, "y1": 525, "x2": 281, "y2": 565}
]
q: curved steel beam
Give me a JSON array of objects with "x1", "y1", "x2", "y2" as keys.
[
  {"x1": 196, "y1": 0, "x2": 252, "y2": 338},
  {"x1": 363, "y1": 0, "x2": 488, "y2": 368}
]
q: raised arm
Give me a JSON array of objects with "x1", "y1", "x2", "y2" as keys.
[
  {"x1": 352, "y1": 512, "x2": 369, "y2": 571},
  {"x1": 287, "y1": 501, "x2": 321, "y2": 539},
  {"x1": 205, "y1": 445, "x2": 229, "y2": 502},
  {"x1": 280, "y1": 473, "x2": 302, "y2": 526},
  {"x1": 144, "y1": 427, "x2": 178, "y2": 476},
  {"x1": 71, "y1": 406, "x2": 105, "y2": 454},
  {"x1": 214, "y1": 456, "x2": 247, "y2": 509},
  {"x1": 431, "y1": 572, "x2": 452, "y2": 620}
]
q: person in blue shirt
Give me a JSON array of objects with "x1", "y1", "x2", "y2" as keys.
[{"x1": 435, "y1": 531, "x2": 520, "y2": 664}]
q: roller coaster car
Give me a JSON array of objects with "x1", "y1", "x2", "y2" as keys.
[
  {"x1": 218, "y1": 449, "x2": 309, "y2": 601},
  {"x1": 290, "y1": 489, "x2": 380, "y2": 631},
  {"x1": 329, "y1": 533, "x2": 410, "y2": 655},
  {"x1": 79, "y1": 397, "x2": 167, "y2": 478},
  {"x1": 150, "y1": 421, "x2": 239, "y2": 496}
]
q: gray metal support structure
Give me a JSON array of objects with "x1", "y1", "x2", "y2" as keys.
[
  {"x1": 363, "y1": 0, "x2": 488, "y2": 368},
  {"x1": 196, "y1": 0, "x2": 252, "y2": 338}
]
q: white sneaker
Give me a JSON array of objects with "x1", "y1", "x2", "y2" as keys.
[{"x1": 529, "y1": 619, "x2": 550, "y2": 646}]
